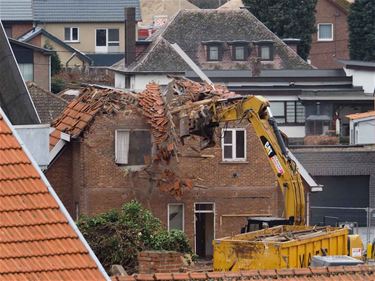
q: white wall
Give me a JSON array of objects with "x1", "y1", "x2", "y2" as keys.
[
  {"x1": 350, "y1": 118, "x2": 375, "y2": 145},
  {"x1": 114, "y1": 72, "x2": 126, "y2": 89},
  {"x1": 14, "y1": 124, "x2": 50, "y2": 169},
  {"x1": 279, "y1": 126, "x2": 306, "y2": 138},
  {"x1": 133, "y1": 74, "x2": 172, "y2": 91},
  {"x1": 344, "y1": 68, "x2": 375, "y2": 94}
]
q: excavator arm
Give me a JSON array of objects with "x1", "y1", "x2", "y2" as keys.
[{"x1": 178, "y1": 95, "x2": 305, "y2": 225}]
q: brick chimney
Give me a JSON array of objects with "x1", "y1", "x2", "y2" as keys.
[
  {"x1": 282, "y1": 38, "x2": 300, "y2": 53},
  {"x1": 125, "y1": 7, "x2": 136, "y2": 67}
]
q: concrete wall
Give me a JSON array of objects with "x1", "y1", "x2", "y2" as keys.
[
  {"x1": 40, "y1": 22, "x2": 125, "y2": 54},
  {"x1": 344, "y1": 68, "x2": 375, "y2": 94},
  {"x1": 310, "y1": 0, "x2": 350, "y2": 69},
  {"x1": 45, "y1": 107, "x2": 281, "y2": 248}
]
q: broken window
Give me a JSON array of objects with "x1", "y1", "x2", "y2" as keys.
[
  {"x1": 64, "y1": 27, "x2": 79, "y2": 42},
  {"x1": 222, "y1": 128, "x2": 246, "y2": 161},
  {"x1": 168, "y1": 204, "x2": 184, "y2": 231},
  {"x1": 115, "y1": 129, "x2": 151, "y2": 165}
]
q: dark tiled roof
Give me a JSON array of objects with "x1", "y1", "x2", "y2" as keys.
[
  {"x1": 33, "y1": 0, "x2": 141, "y2": 22},
  {"x1": 86, "y1": 54, "x2": 125, "y2": 67},
  {"x1": 112, "y1": 266, "x2": 375, "y2": 281},
  {"x1": 0, "y1": 0, "x2": 33, "y2": 21},
  {"x1": 0, "y1": 109, "x2": 108, "y2": 280},
  {"x1": 111, "y1": 9, "x2": 311, "y2": 74},
  {"x1": 27, "y1": 82, "x2": 68, "y2": 124},
  {"x1": 328, "y1": 0, "x2": 351, "y2": 12}
]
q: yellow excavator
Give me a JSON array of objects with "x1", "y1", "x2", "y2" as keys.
[{"x1": 173, "y1": 92, "x2": 365, "y2": 267}]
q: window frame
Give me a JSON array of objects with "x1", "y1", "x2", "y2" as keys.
[
  {"x1": 221, "y1": 128, "x2": 247, "y2": 162},
  {"x1": 207, "y1": 45, "x2": 221, "y2": 61},
  {"x1": 269, "y1": 101, "x2": 305, "y2": 125},
  {"x1": 115, "y1": 129, "x2": 130, "y2": 165},
  {"x1": 95, "y1": 28, "x2": 120, "y2": 53},
  {"x1": 232, "y1": 45, "x2": 248, "y2": 61},
  {"x1": 18, "y1": 63, "x2": 34, "y2": 82},
  {"x1": 167, "y1": 203, "x2": 184, "y2": 232},
  {"x1": 317, "y1": 23, "x2": 334, "y2": 42},
  {"x1": 258, "y1": 44, "x2": 274, "y2": 61},
  {"x1": 64, "y1": 27, "x2": 79, "y2": 42}
]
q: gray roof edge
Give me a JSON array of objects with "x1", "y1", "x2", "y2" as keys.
[{"x1": 338, "y1": 59, "x2": 375, "y2": 68}]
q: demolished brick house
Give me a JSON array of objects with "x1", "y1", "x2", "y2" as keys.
[{"x1": 46, "y1": 78, "x2": 315, "y2": 257}]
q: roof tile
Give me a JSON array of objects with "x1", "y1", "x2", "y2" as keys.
[{"x1": 0, "y1": 110, "x2": 107, "y2": 280}]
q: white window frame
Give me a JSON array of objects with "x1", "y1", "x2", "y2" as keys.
[
  {"x1": 64, "y1": 27, "x2": 79, "y2": 42},
  {"x1": 317, "y1": 23, "x2": 333, "y2": 41},
  {"x1": 167, "y1": 203, "x2": 184, "y2": 232},
  {"x1": 95, "y1": 28, "x2": 120, "y2": 53},
  {"x1": 115, "y1": 129, "x2": 130, "y2": 164},
  {"x1": 221, "y1": 128, "x2": 246, "y2": 162}
]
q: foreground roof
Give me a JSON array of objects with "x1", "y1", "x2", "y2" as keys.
[
  {"x1": 112, "y1": 266, "x2": 375, "y2": 281},
  {"x1": 0, "y1": 108, "x2": 109, "y2": 280},
  {"x1": 111, "y1": 9, "x2": 311, "y2": 74},
  {"x1": 27, "y1": 82, "x2": 68, "y2": 124},
  {"x1": 33, "y1": 0, "x2": 141, "y2": 22}
]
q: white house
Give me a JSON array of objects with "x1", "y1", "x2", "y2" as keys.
[
  {"x1": 346, "y1": 111, "x2": 375, "y2": 145},
  {"x1": 339, "y1": 60, "x2": 375, "y2": 95}
]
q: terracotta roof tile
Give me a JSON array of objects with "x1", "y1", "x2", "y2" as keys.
[
  {"x1": 0, "y1": 111, "x2": 107, "y2": 280},
  {"x1": 346, "y1": 111, "x2": 375, "y2": 120}
]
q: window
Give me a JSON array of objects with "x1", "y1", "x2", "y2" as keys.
[
  {"x1": 222, "y1": 128, "x2": 246, "y2": 161},
  {"x1": 208, "y1": 45, "x2": 220, "y2": 61},
  {"x1": 64, "y1": 27, "x2": 79, "y2": 42},
  {"x1": 96, "y1": 29, "x2": 120, "y2": 53},
  {"x1": 318, "y1": 23, "x2": 333, "y2": 41},
  {"x1": 233, "y1": 45, "x2": 246, "y2": 61},
  {"x1": 18, "y1": 63, "x2": 33, "y2": 81},
  {"x1": 269, "y1": 101, "x2": 305, "y2": 124},
  {"x1": 115, "y1": 129, "x2": 151, "y2": 165},
  {"x1": 168, "y1": 204, "x2": 184, "y2": 231},
  {"x1": 259, "y1": 45, "x2": 273, "y2": 61}
]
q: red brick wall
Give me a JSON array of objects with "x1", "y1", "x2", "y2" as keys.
[
  {"x1": 310, "y1": 0, "x2": 350, "y2": 69},
  {"x1": 9, "y1": 23, "x2": 33, "y2": 38},
  {"x1": 46, "y1": 108, "x2": 280, "y2": 247},
  {"x1": 33, "y1": 51, "x2": 50, "y2": 91},
  {"x1": 138, "y1": 251, "x2": 184, "y2": 274}
]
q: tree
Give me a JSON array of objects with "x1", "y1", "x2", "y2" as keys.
[
  {"x1": 348, "y1": 0, "x2": 375, "y2": 61},
  {"x1": 77, "y1": 201, "x2": 192, "y2": 274},
  {"x1": 243, "y1": 0, "x2": 317, "y2": 60},
  {"x1": 44, "y1": 42, "x2": 62, "y2": 75}
]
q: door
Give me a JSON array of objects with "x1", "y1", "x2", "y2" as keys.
[
  {"x1": 195, "y1": 203, "x2": 215, "y2": 258},
  {"x1": 95, "y1": 29, "x2": 107, "y2": 53}
]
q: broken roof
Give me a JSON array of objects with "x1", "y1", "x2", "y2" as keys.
[
  {"x1": 112, "y1": 265, "x2": 375, "y2": 281},
  {"x1": 111, "y1": 9, "x2": 311, "y2": 74},
  {"x1": 27, "y1": 81, "x2": 68, "y2": 124},
  {"x1": 0, "y1": 108, "x2": 109, "y2": 280},
  {"x1": 0, "y1": 22, "x2": 40, "y2": 125}
]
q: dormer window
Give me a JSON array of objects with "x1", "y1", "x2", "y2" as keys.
[
  {"x1": 228, "y1": 41, "x2": 250, "y2": 61},
  {"x1": 202, "y1": 41, "x2": 224, "y2": 61},
  {"x1": 255, "y1": 40, "x2": 274, "y2": 61}
]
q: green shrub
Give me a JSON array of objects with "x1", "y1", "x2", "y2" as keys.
[
  {"x1": 51, "y1": 77, "x2": 66, "y2": 93},
  {"x1": 77, "y1": 201, "x2": 192, "y2": 274}
]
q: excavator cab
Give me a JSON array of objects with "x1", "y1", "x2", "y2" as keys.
[{"x1": 241, "y1": 217, "x2": 293, "y2": 233}]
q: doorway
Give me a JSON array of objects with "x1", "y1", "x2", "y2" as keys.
[{"x1": 194, "y1": 203, "x2": 215, "y2": 258}]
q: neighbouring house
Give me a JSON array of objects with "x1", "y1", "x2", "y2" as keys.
[
  {"x1": 27, "y1": 81, "x2": 68, "y2": 123},
  {"x1": 0, "y1": 108, "x2": 109, "y2": 280},
  {"x1": 0, "y1": 22, "x2": 40, "y2": 124},
  {"x1": 0, "y1": 0, "x2": 33, "y2": 38},
  {"x1": 186, "y1": 69, "x2": 373, "y2": 143},
  {"x1": 27, "y1": 0, "x2": 141, "y2": 68},
  {"x1": 110, "y1": 9, "x2": 312, "y2": 91},
  {"x1": 138, "y1": 0, "x2": 199, "y2": 40},
  {"x1": 310, "y1": 0, "x2": 351, "y2": 69},
  {"x1": 346, "y1": 111, "x2": 375, "y2": 145},
  {"x1": 9, "y1": 38, "x2": 53, "y2": 91},
  {"x1": 291, "y1": 145, "x2": 375, "y2": 243},
  {"x1": 18, "y1": 27, "x2": 93, "y2": 68},
  {"x1": 339, "y1": 60, "x2": 375, "y2": 95},
  {"x1": 45, "y1": 80, "x2": 317, "y2": 257}
]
